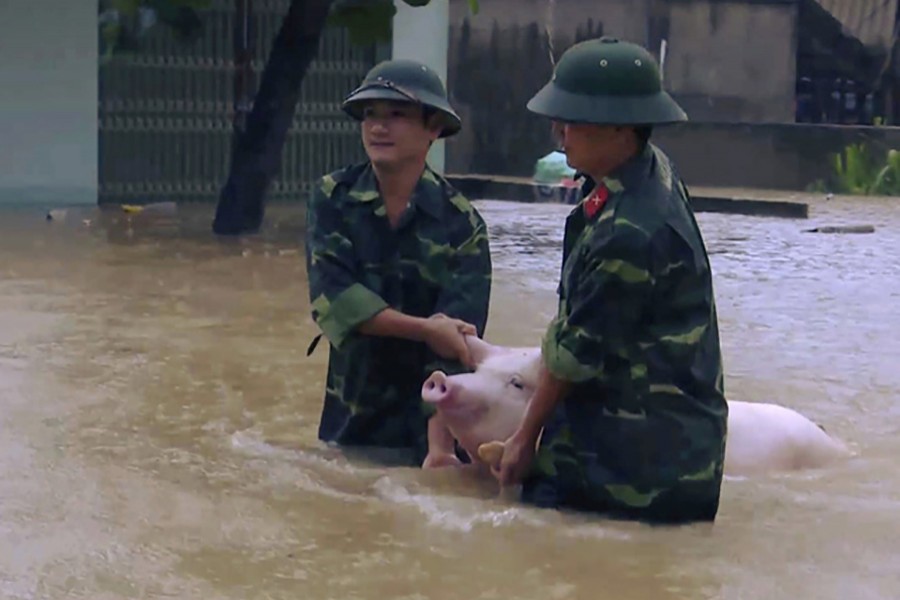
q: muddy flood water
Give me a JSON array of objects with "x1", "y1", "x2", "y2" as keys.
[{"x1": 1, "y1": 195, "x2": 898, "y2": 599}]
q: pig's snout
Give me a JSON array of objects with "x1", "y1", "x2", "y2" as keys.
[{"x1": 422, "y1": 371, "x2": 453, "y2": 405}]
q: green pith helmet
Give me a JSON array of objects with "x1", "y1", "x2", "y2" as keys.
[
  {"x1": 342, "y1": 59, "x2": 462, "y2": 138},
  {"x1": 527, "y1": 37, "x2": 687, "y2": 126}
]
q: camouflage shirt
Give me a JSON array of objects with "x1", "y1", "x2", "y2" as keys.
[
  {"x1": 304, "y1": 162, "x2": 492, "y2": 464},
  {"x1": 525, "y1": 143, "x2": 729, "y2": 523}
]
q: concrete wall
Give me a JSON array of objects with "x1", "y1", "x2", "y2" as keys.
[
  {"x1": 448, "y1": 0, "x2": 648, "y2": 46},
  {"x1": 443, "y1": 0, "x2": 801, "y2": 178},
  {"x1": 393, "y1": 0, "x2": 450, "y2": 173},
  {"x1": 665, "y1": 0, "x2": 798, "y2": 123},
  {"x1": 654, "y1": 122, "x2": 900, "y2": 191},
  {"x1": 445, "y1": 0, "x2": 648, "y2": 176},
  {"x1": 0, "y1": 0, "x2": 97, "y2": 204}
]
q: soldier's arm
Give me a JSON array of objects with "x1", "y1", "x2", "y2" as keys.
[
  {"x1": 424, "y1": 208, "x2": 493, "y2": 378},
  {"x1": 516, "y1": 236, "x2": 653, "y2": 440},
  {"x1": 422, "y1": 210, "x2": 492, "y2": 466},
  {"x1": 305, "y1": 180, "x2": 392, "y2": 349},
  {"x1": 437, "y1": 212, "x2": 492, "y2": 335},
  {"x1": 502, "y1": 230, "x2": 655, "y2": 467},
  {"x1": 305, "y1": 180, "x2": 473, "y2": 352},
  {"x1": 541, "y1": 226, "x2": 654, "y2": 384},
  {"x1": 498, "y1": 229, "x2": 656, "y2": 482}
]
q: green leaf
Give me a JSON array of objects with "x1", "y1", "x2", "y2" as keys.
[
  {"x1": 111, "y1": 0, "x2": 141, "y2": 17},
  {"x1": 99, "y1": 0, "x2": 208, "y2": 59},
  {"x1": 147, "y1": 0, "x2": 204, "y2": 42},
  {"x1": 99, "y1": 20, "x2": 121, "y2": 60},
  {"x1": 329, "y1": 0, "x2": 396, "y2": 45},
  {"x1": 400, "y1": 0, "x2": 478, "y2": 12}
]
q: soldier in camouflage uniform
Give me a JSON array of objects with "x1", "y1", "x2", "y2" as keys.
[
  {"x1": 494, "y1": 38, "x2": 728, "y2": 523},
  {"x1": 304, "y1": 59, "x2": 493, "y2": 468}
]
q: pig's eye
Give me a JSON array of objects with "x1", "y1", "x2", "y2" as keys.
[{"x1": 508, "y1": 375, "x2": 525, "y2": 390}]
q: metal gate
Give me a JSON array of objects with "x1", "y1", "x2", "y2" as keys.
[{"x1": 98, "y1": 0, "x2": 379, "y2": 205}]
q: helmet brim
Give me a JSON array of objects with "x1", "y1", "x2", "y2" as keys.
[
  {"x1": 342, "y1": 85, "x2": 462, "y2": 138},
  {"x1": 526, "y1": 81, "x2": 688, "y2": 126}
]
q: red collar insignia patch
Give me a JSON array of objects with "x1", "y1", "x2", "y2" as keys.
[{"x1": 583, "y1": 183, "x2": 609, "y2": 219}]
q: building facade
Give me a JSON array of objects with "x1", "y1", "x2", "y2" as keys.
[
  {"x1": 0, "y1": 0, "x2": 97, "y2": 204},
  {"x1": 3, "y1": 0, "x2": 898, "y2": 204}
]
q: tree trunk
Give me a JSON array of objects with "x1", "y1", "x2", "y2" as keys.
[
  {"x1": 212, "y1": 0, "x2": 334, "y2": 235},
  {"x1": 232, "y1": 0, "x2": 254, "y2": 136}
]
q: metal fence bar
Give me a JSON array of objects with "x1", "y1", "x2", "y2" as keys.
[{"x1": 98, "y1": 0, "x2": 374, "y2": 205}]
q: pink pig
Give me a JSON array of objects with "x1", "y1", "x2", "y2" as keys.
[{"x1": 421, "y1": 336, "x2": 852, "y2": 477}]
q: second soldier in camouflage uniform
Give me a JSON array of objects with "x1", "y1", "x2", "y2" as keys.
[
  {"x1": 494, "y1": 38, "x2": 728, "y2": 523},
  {"x1": 304, "y1": 59, "x2": 492, "y2": 467}
]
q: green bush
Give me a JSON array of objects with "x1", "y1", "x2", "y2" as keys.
[{"x1": 808, "y1": 142, "x2": 900, "y2": 196}]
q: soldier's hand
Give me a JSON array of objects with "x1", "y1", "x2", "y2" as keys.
[
  {"x1": 422, "y1": 313, "x2": 477, "y2": 367},
  {"x1": 431, "y1": 312, "x2": 477, "y2": 336},
  {"x1": 493, "y1": 428, "x2": 536, "y2": 487}
]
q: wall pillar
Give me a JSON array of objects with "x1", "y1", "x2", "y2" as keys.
[
  {"x1": 0, "y1": 0, "x2": 97, "y2": 203},
  {"x1": 392, "y1": 0, "x2": 450, "y2": 173}
]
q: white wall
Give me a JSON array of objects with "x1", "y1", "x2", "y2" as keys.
[
  {"x1": 0, "y1": 0, "x2": 97, "y2": 203},
  {"x1": 392, "y1": 0, "x2": 449, "y2": 174}
]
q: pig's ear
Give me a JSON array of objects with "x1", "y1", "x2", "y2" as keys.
[{"x1": 464, "y1": 335, "x2": 495, "y2": 367}]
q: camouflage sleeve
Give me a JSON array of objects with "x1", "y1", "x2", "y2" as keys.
[
  {"x1": 435, "y1": 208, "x2": 492, "y2": 336},
  {"x1": 424, "y1": 202, "x2": 493, "y2": 379},
  {"x1": 304, "y1": 177, "x2": 388, "y2": 350},
  {"x1": 541, "y1": 224, "x2": 654, "y2": 383}
]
